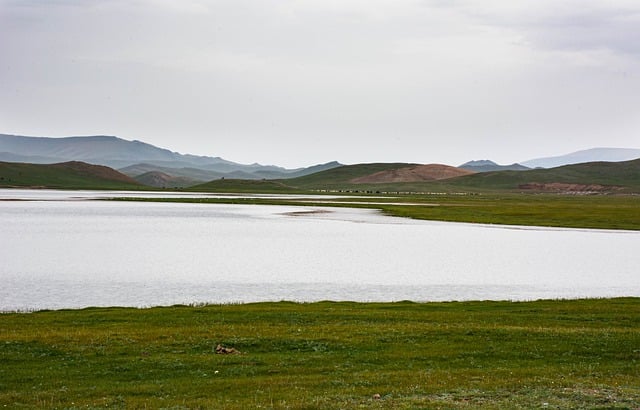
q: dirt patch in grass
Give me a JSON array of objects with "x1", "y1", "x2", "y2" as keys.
[{"x1": 351, "y1": 164, "x2": 474, "y2": 183}]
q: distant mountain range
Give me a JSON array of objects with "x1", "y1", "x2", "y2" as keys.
[
  {"x1": 521, "y1": 148, "x2": 640, "y2": 169},
  {"x1": 2, "y1": 133, "x2": 640, "y2": 189},
  {"x1": 459, "y1": 160, "x2": 530, "y2": 172},
  {"x1": 0, "y1": 134, "x2": 342, "y2": 184},
  {"x1": 458, "y1": 148, "x2": 640, "y2": 171}
]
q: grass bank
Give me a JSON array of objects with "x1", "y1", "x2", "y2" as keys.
[
  {"x1": 377, "y1": 194, "x2": 640, "y2": 230},
  {"x1": 1, "y1": 299, "x2": 639, "y2": 408}
]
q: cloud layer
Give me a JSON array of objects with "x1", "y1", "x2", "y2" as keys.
[{"x1": 1, "y1": 0, "x2": 639, "y2": 166}]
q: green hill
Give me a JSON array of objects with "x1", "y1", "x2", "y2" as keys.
[
  {"x1": 273, "y1": 159, "x2": 640, "y2": 193},
  {"x1": 445, "y1": 158, "x2": 640, "y2": 192},
  {"x1": 187, "y1": 163, "x2": 420, "y2": 193},
  {"x1": 133, "y1": 171, "x2": 198, "y2": 188},
  {"x1": 0, "y1": 161, "x2": 144, "y2": 190},
  {"x1": 6, "y1": 158, "x2": 637, "y2": 194}
]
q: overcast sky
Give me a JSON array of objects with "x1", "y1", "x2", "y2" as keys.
[{"x1": 1, "y1": 0, "x2": 639, "y2": 168}]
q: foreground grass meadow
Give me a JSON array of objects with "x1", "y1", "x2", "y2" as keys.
[{"x1": 1, "y1": 299, "x2": 639, "y2": 409}]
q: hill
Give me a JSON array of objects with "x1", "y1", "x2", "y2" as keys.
[
  {"x1": 351, "y1": 164, "x2": 473, "y2": 183},
  {"x1": 445, "y1": 158, "x2": 640, "y2": 193},
  {"x1": 521, "y1": 148, "x2": 640, "y2": 169},
  {"x1": 459, "y1": 160, "x2": 529, "y2": 172},
  {"x1": 0, "y1": 161, "x2": 143, "y2": 189},
  {"x1": 273, "y1": 159, "x2": 640, "y2": 194},
  {"x1": 281, "y1": 163, "x2": 419, "y2": 189},
  {"x1": 133, "y1": 171, "x2": 198, "y2": 189},
  {"x1": 119, "y1": 163, "x2": 218, "y2": 183}
]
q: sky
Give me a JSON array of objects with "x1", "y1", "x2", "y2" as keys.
[{"x1": 1, "y1": 0, "x2": 639, "y2": 168}]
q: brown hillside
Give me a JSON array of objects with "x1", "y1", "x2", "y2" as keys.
[
  {"x1": 351, "y1": 164, "x2": 475, "y2": 183},
  {"x1": 134, "y1": 171, "x2": 198, "y2": 188},
  {"x1": 51, "y1": 161, "x2": 140, "y2": 184}
]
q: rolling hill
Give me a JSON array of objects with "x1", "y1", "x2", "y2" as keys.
[
  {"x1": 444, "y1": 158, "x2": 640, "y2": 193},
  {"x1": 274, "y1": 163, "x2": 421, "y2": 190},
  {"x1": 351, "y1": 164, "x2": 474, "y2": 183},
  {"x1": 2, "y1": 158, "x2": 639, "y2": 194},
  {"x1": 0, "y1": 161, "x2": 143, "y2": 189},
  {"x1": 459, "y1": 160, "x2": 530, "y2": 172},
  {"x1": 133, "y1": 171, "x2": 199, "y2": 188},
  {"x1": 271, "y1": 159, "x2": 640, "y2": 193}
]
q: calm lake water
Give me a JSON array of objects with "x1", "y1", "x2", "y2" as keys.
[{"x1": 1, "y1": 190, "x2": 639, "y2": 310}]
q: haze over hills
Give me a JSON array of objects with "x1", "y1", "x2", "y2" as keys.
[
  {"x1": 0, "y1": 134, "x2": 342, "y2": 180},
  {"x1": 2, "y1": 133, "x2": 640, "y2": 192},
  {"x1": 133, "y1": 171, "x2": 199, "y2": 189},
  {"x1": 459, "y1": 160, "x2": 530, "y2": 173},
  {"x1": 521, "y1": 148, "x2": 640, "y2": 169}
]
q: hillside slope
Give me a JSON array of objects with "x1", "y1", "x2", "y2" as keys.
[
  {"x1": 282, "y1": 163, "x2": 418, "y2": 188},
  {"x1": 0, "y1": 161, "x2": 143, "y2": 189},
  {"x1": 351, "y1": 164, "x2": 474, "y2": 183},
  {"x1": 133, "y1": 171, "x2": 198, "y2": 188},
  {"x1": 446, "y1": 158, "x2": 640, "y2": 192},
  {"x1": 459, "y1": 160, "x2": 530, "y2": 172},
  {"x1": 272, "y1": 159, "x2": 640, "y2": 193}
]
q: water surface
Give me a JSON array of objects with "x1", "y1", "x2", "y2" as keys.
[{"x1": 1, "y1": 191, "x2": 638, "y2": 310}]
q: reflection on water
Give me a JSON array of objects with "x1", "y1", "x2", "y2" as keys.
[
  {"x1": 1, "y1": 191, "x2": 639, "y2": 310},
  {"x1": 0, "y1": 188, "x2": 378, "y2": 201}
]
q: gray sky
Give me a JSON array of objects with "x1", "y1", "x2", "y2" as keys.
[{"x1": 1, "y1": 0, "x2": 639, "y2": 168}]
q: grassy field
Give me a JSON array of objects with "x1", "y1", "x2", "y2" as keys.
[
  {"x1": 1, "y1": 299, "x2": 639, "y2": 409},
  {"x1": 376, "y1": 193, "x2": 640, "y2": 230}
]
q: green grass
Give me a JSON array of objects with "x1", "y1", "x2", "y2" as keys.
[
  {"x1": 377, "y1": 193, "x2": 640, "y2": 230},
  {"x1": 1, "y1": 299, "x2": 639, "y2": 408}
]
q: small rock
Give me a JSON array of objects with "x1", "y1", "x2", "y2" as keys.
[{"x1": 215, "y1": 344, "x2": 241, "y2": 354}]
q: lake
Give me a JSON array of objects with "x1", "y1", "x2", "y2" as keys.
[{"x1": 1, "y1": 190, "x2": 639, "y2": 310}]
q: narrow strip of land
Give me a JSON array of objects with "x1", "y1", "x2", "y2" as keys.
[{"x1": 109, "y1": 193, "x2": 640, "y2": 231}]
